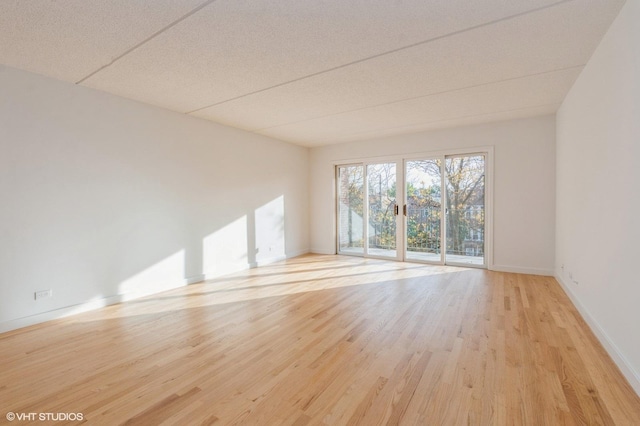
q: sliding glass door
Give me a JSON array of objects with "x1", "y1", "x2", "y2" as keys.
[
  {"x1": 405, "y1": 159, "x2": 442, "y2": 262},
  {"x1": 337, "y1": 152, "x2": 486, "y2": 267},
  {"x1": 337, "y1": 162, "x2": 401, "y2": 260},
  {"x1": 403, "y1": 154, "x2": 486, "y2": 266},
  {"x1": 444, "y1": 155, "x2": 485, "y2": 266}
]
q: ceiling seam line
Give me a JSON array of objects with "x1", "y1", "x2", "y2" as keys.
[
  {"x1": 251, "y1": 64, "x2": 585, "y2": 132},
  {"x1": 305, "y1": 103, "x2": 562, "y2": 144},
  {"x1": 185, "y1": 0, "x2": 575, "y2": 114},
  {"x1": 75, "y1": 0, "x2": 219, "y2": 85}
]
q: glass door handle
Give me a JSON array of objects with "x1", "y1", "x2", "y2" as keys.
[
  {"x1": 394, "y1": 204, "x2": 399, "y2": 216},
  {"x1": 403, "y1": 204, "x2": 407, "y2": 216}
]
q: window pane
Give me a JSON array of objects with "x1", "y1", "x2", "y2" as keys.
[
  {"x1": 337, "y1": 165, "x2": 364, "y2": 254},
  {"x1": 445, "y1": 155, "x2": 485, "y2": 265},
  {"x1": 367, "y1": 163, "x2": 397, "y2": 258},
  {"x1": 405, "y1": 160, "x2": 442, "y2": 262}
]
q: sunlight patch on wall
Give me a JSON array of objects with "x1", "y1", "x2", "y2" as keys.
[
  {"x1": 119, "y1": 250, "x2": 186, "y2": 296},
  {"x1": 203, "y1": 216, "x2": 248, "y2": 279},
  {"x1": 255, "y1": 195, "x2": 286, "y2": 264}
]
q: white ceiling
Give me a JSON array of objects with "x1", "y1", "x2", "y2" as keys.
[{"x1": 0, "y1": 0, "x2": 625, "y2": 147}]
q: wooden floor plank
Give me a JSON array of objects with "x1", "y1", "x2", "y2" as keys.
[{"x1": 1, "y1": 254, "x2": 639, "y2": 425}]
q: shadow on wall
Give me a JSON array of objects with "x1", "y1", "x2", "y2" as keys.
[
  {"x1": 202, "y1": 195, "x2": 286, "y2": 280},
  {"x1": 0, "y1": 194, "x2": 289, "y2": 329},
  {"x1": 0, "y1": 65, "x2": 308, "y2": 331},
  {"x1": 121, "y1": 194, "x2": 288, "y2": 296}
]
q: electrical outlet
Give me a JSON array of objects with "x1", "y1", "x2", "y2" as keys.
[{"x1": 34, "y1": 289, "x2": 52, "y2": 300}]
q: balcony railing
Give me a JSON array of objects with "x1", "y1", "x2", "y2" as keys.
[
  {"x1": 406, "y1": 206, "x2": 484, "y2": 256},
  {"x1": 341, "y1": 204, "x2": 484, "y2": 259}
]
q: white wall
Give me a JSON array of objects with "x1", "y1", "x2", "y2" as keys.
[
  {"x1": 309, "y1": 115, "x2": 556, "y2": 275},
  {"x1": 0, "y1": 65, "x2": 309, "y2": 332},
  {"x1": 556, "y1": 0, "x2": 640, "y2": 394}
]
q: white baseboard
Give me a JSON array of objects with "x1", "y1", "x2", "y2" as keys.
[
  {"x1": 286, "y1": 248, "x2": 311, "y2": 258},
  {"x1": 1, "y1": 250, "x2": 312, "y2": 334},
  {"x1": 310, "y1": 248, "x2": 336, "y2": 255},
  {"x1": 185, "y1": 274, "x2": 206, "y2": 285},
  {"x1": 252, "y1": 249, "x2": 311, "y2": 268},
  {"x1": 0, "y1": 278, "x2": 191, "y2": 334},
  {"x1": 555, "y1": 273, "x2": 640, "y2": 396},
  {"x1": 490, "y1": 264, "x2": 554, "y2": 276},
  {"x1": 305, "y1": 257, "x2": 554, "y2": 275},
  {"x1": 251, "y1": 255, "x2": 286, "y2": 268}
]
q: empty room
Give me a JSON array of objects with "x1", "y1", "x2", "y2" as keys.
[{"x1": 1, "y1": 0, "x2": 639, "y2": 424}]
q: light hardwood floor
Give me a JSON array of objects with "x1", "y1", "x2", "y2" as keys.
[{"x1": 1, "y1": 254, "x2": 639, "y2": 425}]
